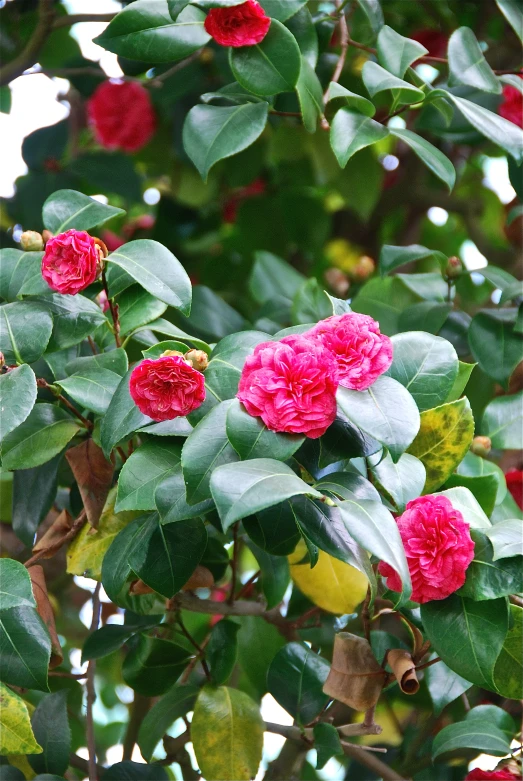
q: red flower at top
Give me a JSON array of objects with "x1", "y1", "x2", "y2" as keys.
[
  {"x1": 506, "y1": 468, "x2": 523, "y2": 509},
  {"x1": 42, "y1": 229, "x2": 100, "y2": 295},
  {"x1": 129, "y1": 356, "x2": 206, "y2": 422},
  {"x1": 87, "y1": 81, "x2": 156, "y2": 153},
  {"x1": 204, "y1": 0, "x2": 270, "y2": 47},
  {"x1": 499, "y1": 76, "x2": 523, "y2": 128},
  {"x1": 465, "y1": 769, "x2": 522, "y2": 781}
]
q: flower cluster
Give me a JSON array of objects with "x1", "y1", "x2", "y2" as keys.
[
  {"x1": 204, "y1": 0, "x2": 270, "y2": 47},
  {"x1": 129, "y1": 355, "x2": 206, "y2": 422},
  {"x1": 87, "y1": 80, "x2": 156, "y2": 152},
  {"x1": 42, "y1": 229, "x2": 102, "y2": 295}
]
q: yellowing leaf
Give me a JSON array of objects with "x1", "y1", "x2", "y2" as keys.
[
  {"x1": 0, "y1": 683, "x2": 42, "y2": 756},
  {"x1": 66, "y1": 487, "x2": 139, "y2": 580},
  {"x1": 288, "y1": 542, "x2": 368, "y2": 615},
  {"x1": 191, "y1": 686, "x2": 264, "y2": 781},
  {"x1": 6, "y1": 754, "x2": 36, "y2": 779},
  {"x1": 407, "y1": 398, "x2": 474, "y2": 493}
]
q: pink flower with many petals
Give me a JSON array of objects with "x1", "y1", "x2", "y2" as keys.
[
  {"x1": 87, "y1": 81, "x2": 156, "y2": 153},
  {"x1": 42, "y1": 229, "x2": 100, "y2": 295},
  {"x1": 499, "y1": 77, "x2": 523, "y2": 128},
  {"x1": 129, "y1": 356, "x2": 206, "y2": 422},
  {"x1": 465, "y1": 770, "x2": 521, "y2": 781},
  {"x1": 204, "y1": 0, "x2": 270, "y2": 47},
  {"x1": 237, "y1": 335, "x2": 339, "y2": 439},
  {"x1": 306, "y1": 313, "x2": 393, "y2": 391},
  {"x1": 378, "y1": 495, "x2": 475, "y2": 604}
]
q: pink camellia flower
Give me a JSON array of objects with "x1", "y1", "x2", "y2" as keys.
[
  {"x1": 87, "y1": 81, "x2": 156, "y2": 153},
  {"x1": 204, "y1": 0, "x2": 271, "y2": 47},
  {"x1": 306, "y1": 313, "x2": 393, "y2": 391},
  {"x1": 465, "y1": 770, "x2": 521, "y2": 781},
  {"x1": 129, "y1": 356, "x2": 206, "y2": 421},
  {"x1": 499, "y1": 76, "x2": 523, "y2": 128},
  {"x1": 42, "y1": 229, "x2": 100, "y2": 295},
  {"x1": 378, "y1": 495, "x2": 475, "y2": 604},
  {"x1": 237, "y1": 334, "x2": 339, "y2": 439}
]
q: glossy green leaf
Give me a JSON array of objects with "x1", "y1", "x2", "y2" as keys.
[
  {"x1": 437, "y1": 486, "x2": 492, "y2": 530},
  {"x1": 469, "y1": 311, "x2": 522, "y2": 387},
  {"x1": 230, "y1": 20, "x2": 301, "y2": 96},
  {"x1": 123, "y1": 635, "x2": 192, "y2": 696},
  {"x1": 136, "y1": 319, "x2": 210, "y2": 354},
  {"x1": 0, "y1": 302, "x2": 53, "y2": 365},
  {"x1": 82, "y1": 620, "x2": 161, "y2": 662},
  {"x1": 103, "y1": 762, "x2": 168, "y2": 780},
  {"x1": 330, "y1": 108, "x2": 389, "y2": 168},
  {"x1": 337, "y1": 376, "x2": 420, "y2": 462},
  {"x1": 211, "y1": 458, "x2": 321, "y2": 532},
  {"x1": 390, "y1": 128, "x2": 456, "y2": 191},
  {"x1": 448, "y1": 27, "x2": 501, "y2": 94},
  {"x1": 56, "y1": 368, "x2": 121, "y2": 416},
  {"x1": 296, "y1": 58, "x2": 324, "y2": 133},
  {"x1": 0, "y1": 559, "x2": 36, "y2": 611},
  {"x1": 482, "y1": 391, "x2": 523, "y2": 449},
  {"x1": 208, "y1": 620, "x2": 240, "y2": 685},
  {"x1": 369, "y1": 451, "x2": 426, "y2": 512},
  {"x1": 313, "y1": 723, "x2": 343, "y2": 770},
  {"x1": 101, "y1": 369, "x2": 151, "y2": 459},
  {"x1": 226, "y1": 399, "x2": 304, "y2": 461},
  {"x1": 28, "y1": 692, "x2": 71, "y2": 776},
  {"x1": 116, "y1": 440, "x2": 182, "y2": 512},
  {"x1": 324, "y1": 82, "x2": 375, "y2": 116},
  {"x1": 40, "y1": 293, "x2": 106, "y2": 350},
  {"x1": 315, "y1": 471, "x2": 381, "y2": 503},
  {"x1": 421, "y1": 594, "x2": 508, "y2": 689},
  {"x1": 42, "y1": 189, "x2": 124, "y2": 234},
  {"x1": 138, "y1": 684, "x2": 198, "y2": 762},
  {"x1": 493, "y1": 604, "x2": 523, "y2": 698},
  {"x1": 243, "y1": 502, "x2": 301, "y2": 556},
  {"x1": 362, "y1": 61, "x2": 424, "y2": 103},
  {"x1": 258, "y1": 0, "x2": 308, "y2": 20},
  {"x1": 101, "y1": 515, "x2": 151, "y2": 606},
  {"x1": 65, "y1": 348, "x2": 128, "y2": 378},
  {"x1": 12, "y1": 454, "x2": 62, "y2": 547},
  {"x1": 155, "y1": 465, "x2": 214, "y2": 523},
  {"x1": 0, "y1": 365, "x2": 37, "y2": 442},
  {"x1": 356, "y1": 0, "x2": 383, "y2": 31},
  {"x1": 377, "y1": 26, "x2": 427, "y2": 78},
  {"x1": 247, "y1": 540, "x2": 290, "y2": 609},
  {"x1": 425, "y1": 654, "x2": 472, "y2": 716},
  {"x1": 379, "y1": 244, "x2": 447, "y2": 276},
  {"x1": 0, "y1": 606, "x2": 51, "y2": 691},
  {"x1": 486, "y1": 519, "x2": 523, "y2": 560},
  {"x1": 407, "y1": 398, "x2": 474, "y2": 493},
  {"x1": 183, "y1": 102, "x2": 268, "y2": 181},
  {"x1": 445, "y1": 472, "x2": 499, "y2": 518},
  {"x1": 115, "y1": 286, "x2": 168, "y2": 337},
  {"x1": 267, "y1": 642, "x2": 329, "y2": 724},
  {"x1": 286, "y1": 7, "x2": 318, "y2": 67},
  {"x1": 459, "y1": 529, "x2": 523, "y2": 600},
  {"x1": 0, "y1": 683, "x2": 42, "y2": 755},
  {"x1": 0, "y1": 249, "x2": 47, "y2": 301},
  {"x1": 292, "y1": 279, "x2": 332, "y2": 325},
  {"x1": 94, "y1": 2, "x2": 210, "y2": 62},
  {"x1": 250, "y1": 251, "x2": 306, "y2": 306},
  {"x1": 446, "y1": 361, "x2": 476, "y2": 402},
  {"x1": 108, "y1": 240, "x2": 191, "y2": 314},
  {"x1": 432, "y1": 718, "x2": 509, "y2": 760},
  {"x1": 457, "y1": 452, "x2": 506, "y2": 504},
  {"x1": 495, "y1": 0, "x2": 523, "y2": 42},
  {"x1": 192, "y1": 686, "x2": 264, "y2": 781},
  {"x1": 1, "y1": 404, "x2": 80, "y2": 471},
  {"x1": 237, "y1": 616, "x2": 285, "y2": 696},
  {"x1": 128, "y1": 513, "x2": 207, "y2": 598}
]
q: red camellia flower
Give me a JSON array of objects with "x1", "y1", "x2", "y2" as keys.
[
  {"x1": 237, "y1": 335, "x2": 339, "y2": 439},
  {"x1": 410, "y1": 29, "x2": 448, "y2": 58},
  {"x1": 87, "y1": 81, "x2": 156, "y2": 153},
  {"x1": 204, "y1": 0, "x2": 271, "y2": 47},
  {"x1": 465, "y1": 769, "x2": 522, "y2": 781},
  {"x1": 42, "y1": 229, "x2": 100, "y2": 295},
  {"x1": 378, "y1": 495, "x2": 475, "y2": 604},
  {"x1": 129, "y1": 356, "x2": 206, "y2": 421},
  {"x1": 499, "y1": 77, "x2": 523, "y2": 128},
  {"x1": 306, "y1": 313, "x2": 393, "y2": 391},
  {"x1": 506, "y1": 468, "x2": 523, "y2": 509}
]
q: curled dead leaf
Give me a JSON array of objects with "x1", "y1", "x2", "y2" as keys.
[
  {"x1": 28, "y1": 565, "x2": 63, "y2": 669},
  {"x1": 386, "y1": 649, "x2": 419, "y2": 695},
  {"x1": 323, "y1": 632, "x2": 385, "y2": 712},
  {"x1": 32, "y1": 509, "x2": 73, "y2": 559}
]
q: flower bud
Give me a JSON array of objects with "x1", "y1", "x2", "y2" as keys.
[
  {"x1": 324, "y1": 268, "x2": 350, "y2": 296},
  {"x1": 161, "y1": 349, "x2": 186, "y2": 359},
  {"x1": 185, "y1": 349, "x2": 209, "y2": 372},
  {"x1": 352, "y1": 255, "x2": 376, "y2": 281},
  {"x1": 20, "y1": 231, "x2": 44, "y2": 252},
  {"x1": 42, "y1": 230, "x2": 54, "y2": 245},
  {"x1": 445, "y1": 256, "x2": 463, "y2": 279},
  {"x1": 470, "y1": 436, "x2": 492, "y2": 457}
]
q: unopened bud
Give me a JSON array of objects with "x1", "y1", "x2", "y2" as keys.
[
  {"x1": 445, "y1": 256, "x2": 463, "y2": 279},
  {"x1": 185, "y1": 349, "x2": 209, "y2": 372},
  {"x1": 470, "y1": 436, "x2": 492, "y2": 457},
  {"x1": 42, "y1": 230, "x2": 53, "y2": 245},
  {"x1": 352, "y1": 255, "x2": 376, "y2": 281},
  {"x1": 20, "y1": 230, "x2": 44, "y2": 252},
  {"x1": 161, "y1": 349, "x2": 186, "y2": 359}
]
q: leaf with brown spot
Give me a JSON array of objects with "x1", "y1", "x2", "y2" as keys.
[
  {"x1": 323, "y1": 632, "x2": 385, "y2": 711},
  {"x1": 66, "y1": 439, "x2": 114, "y2": 528},
  {"x1": 28, "y1": 566, "x2": 63, "y2": 669}
]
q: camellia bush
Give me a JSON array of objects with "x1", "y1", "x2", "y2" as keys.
[{"x1": 0, "y1": 1, "x2": 522, "y2": 781}]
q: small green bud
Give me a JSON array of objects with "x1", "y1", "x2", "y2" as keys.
[{"x1": 20, "y1": 230, "x2": 44, "y2": 252}]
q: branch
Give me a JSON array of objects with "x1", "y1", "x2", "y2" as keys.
[
  {"x1": 86, "y1": 584, "x2": 101, "y2": 781},
  {"x1": 172, "y1": 592, "x2": 267, "y2": 617},
  {"x1": 52, "y1": 13, "x2": 116, "y2": 29},
  {"x1": 324, "y1": 0, "x2": 350, "y2": 99},
  {"x1": 102, "y1": 270, "x2": 121, "y2": 348},
  {"x1": 0, "y1": 0, "x2": 56, "y2": 86}
]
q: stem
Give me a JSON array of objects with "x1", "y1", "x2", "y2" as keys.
[
  {"x1": 324, "y1": 0, "x2": 350, "y2": 99},
  {"x1": 36, "y1": 378, "x2": 93, "y2": 430},
  {"x1": 269, "y1": 110, "x2": 302, "y2": 117},
  {"x1": 228, "y1": 523, "x2": 240, "y2": 605},
  {"x1": 0, "y1": 0, "x2": 56, "y2": 86},
  {"x1": 52, "y1": 12, "x2": 116, "y2": 28},
  {"x1": 102, "y1": 270, "x2": 121, "y2": 348},
  {"x1": 177, "y1": 614, "x2": 211, "y2": 682},
  {"x1": 86, "y1": 584, "x2": 101, "y2": 781},
  {"x1": 461, "y1": 692, "x2": 471, "y2": 712},
  {"x1": 88, "y1": 336, "x2": 98, "y2": 355},
  {"x1": 235, "y1": 569, "x2": 260, "y2": 599}
]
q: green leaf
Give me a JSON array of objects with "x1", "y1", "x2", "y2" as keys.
[
  {"x1": 286, "y1": 7, "x2": 318, "y2": 67},
  {"x1": 181, "y1": 400, "x2": 240, "y2": 504},
  {"x1": 101, "y1": 369, "x2": 151, "y2": 459},
  {"x1": 390, "y1": 128, "x2": 456, "y2": 191},
  {"x1": 101, "y1": 515, "x2": 151, "y2": 606},
  {"x1": 369, "y1": 451, "x2": 426, "y2": 512},
  {"x1": 42, "y1": 189, "x2": 124, "y2": 234},
  {"x1": 421, "y1": 594, "x2": 508, "y2": 689},
  {"x1": 469, "y1": 312, "x2": 522, "y2": 388},
  {"x1": 237, "y1": 616, "x2": 285, "y2": 696},
  {"x1": 103, "y1": 762, "x2": 168, "y2": 780},
  {"x1": 94, "y1": 2, "x2": 210, "y2": 62},
  {"x1": 292, "y1": 279, "x2": 333, "y2": 325},
  {"x1": 337, "y1": 377, "x2": 420, "y2": 462},
  {"x1": 250, "y1": 251, "x2": 306, "y2": 306},
  {"x1": 56, "y1": 368, "x2": 121, "y2": 416},
  {"x1": 337, "y1": 498, "x2": 412, "y2": 604},
  {"x1": 0, "y1": 683, "x2": 42, "y2": 755},
  {"x1": 208, "y1": 620, "x2": 240, "y2": 685},
  {"x1": 459, "y1": 529, "x2": 523, "y2": 600},
  {"x1": 1, "y1": 404, "x2": 80, "y2": 471},
  {"x1": 267, "y1": 642, "x2": 329, "y2": 725},
  {"x1": 107, "y1": 240, "x2": 191, "y2": 314},
  {"x1": 39, "y1": 293, "x2": 106, "y2": 351},
  {"x1": 0, "y1": 606, "x2": 51, "y2": 691},
  {"x1": 325, "y1": 83, "x2": 376, "y2": 116},
  {"x1": 247, "y1": 540, "x2": 290, "y2": 609},
  {"x1": 377, "y1": 26, "x2": 427, "y2": 78},
  {"x1": 176, "y1": 285, "x2": 246, "y2": 342},
  {"x1": 446, "y1": 361, "x2": 476, "y2": 402},
  {"x1": 136, "y1": 319, "x2": 210, "y2": 354},
  {"x1": 493, "y1": 604, "x2": 523, "y2": 698},
  {"x1": 259, "y1": 0, "x2": 308, "y2": 21},
  {"x1": 407, "y1": 398, "x2": 474, "y2": 493},
  {"x1": 156, "y1": 465, "x2": 214, "y2": 523},
  {"x1": 445, "y1": 472, "x2": 499, "y2": 518},
  {"x1": 0, "y1": 365, "x2": 37, "y2": 443},
  {"x1": 356, "y1": 0, "x2": 383, "y2": 32},
  {"x1": 66, "y1": 348, "x2": 128, "y2": 378},
  {"x1": 210, "y1": 458, "x2": 321, "y2": 532},
  {"x1": 486, "y1": 519, "x2": 523, "y2": 560},
  {"x1": 123, "y1": 635, "x2": 192, "y2": 696},
  {"x1": 138, "y1": 684, "x2": 199, "y2": 762},
  {"x1": 448, "y1": 27, "x2": 501, "y2": 94},
  {"x1": 482, "y1": 391, "x2": 523, "y2": 449},
  {"x1": 330, "y1": 108, "x2": 389, "y2": 168},
  {"x1": 379, "y1": 244, "x2": 447, "y2": 276},
  {"x1": 12, "y1": 454, "x2": 62, "y2": 547},
  {"x1": 437, "y1": 486, "x2": 492, "y2": 530},
  {"x1": 191, "y1": 686, "x2": 264, "y2": 781},
  {"x1": 184, "y1": 102, "x2": 268, "y2": 182},
  {"x1": 116, "y1": 440, "x2": 182, "y2": 512},
  {"x1": 425, "y1": 654, "x2": 472, "y2": 716},
  {"x1": 0, "y1": 559, "x2": 36, "y2": 611},
  {"x1": 386, "y1": 332, "x2": 459, "y2": 412},
  {"x1": 243, "y1": 502, "x2": 301, "y2": 556},
  {"x1": 432, "y1": 718, "x2": 509, "y2": 760},
  {"x1": 0, "y1": 85, "x2": 11, "y2": 114},
  {"x1": 226, "y1": 399, "x2": 304, "y2": 461},
  {"x1": 128, "y1": 513, "x2": 207, "y2": 598},
  {"x1": 313, "y1": 723, "x2": 343, "y2": 770},
  {"x1": 457, "y1": 452, "x2": 506, "y2": 505},
  {"x1": 230, "y1": 20, "x2": 301, "y2": 96},
  {"x1": 115, "y1": 286, "x2": 168, "y2": 337},
  {"x1": 296, "y1": 58, "x2": 324, "y2": 133},
  {"x1": 362, "y1": 61, "x2": 425, "y2": 104},
  {"x1": 82, "y1": 620, "x2": 161, "y2": 662},
  {"x1": 0, "y1": 249, "x2": 48, "y2": 301},
  {"x1": 0, "y1": 302, "x2": 53, "y2": 365},
  {"x1": 495, "y1": 0, "x2": 523, "y2": 42},
  {"x1": 28, "y1": 692, "x2": 71, "y2": 776}
]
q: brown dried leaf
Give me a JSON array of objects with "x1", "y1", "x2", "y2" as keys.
[
  {"x1": 28, "y1": 565, "x2": 63, "y2": 669},
  {"x1": 323, "y1": 632, "x2": 385, "y2": 712},
  {"x1": 32, "y1": 509, "x2": 73, "y2": 559},
  {"x1": 387, "y1": 649, "x2": 419, "y2": 695},
  {"x1": 129, "y1": 579, "x2": 155, "y2": 595},
  {"x1": 181, "y1": 566, "x2": 214, "y2": 591},
  {"x1": 66, "y1": 439, "x2": 114, "y2": 528}
]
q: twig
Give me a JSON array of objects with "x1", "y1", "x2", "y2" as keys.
[
  {"x1": 325, "y1": 0, "x2": 350, "y2": 99},
  {"x1": 69, "y1": 753, "x2": 103, "y2": 776},
  {"x1": 24, "y1": 510, "x2": 86, "y2": 568},
  {"x1": 176, "y1": 614, "x2": 211, "y2": 681},
  {"x1": 49, "y1": 671, "x2": 87, "y2": 679},
  {"x1": 341, "y1": 741, "x2": 407, "y2": 780},
  {"x1": 361, "y1": 586, "x2": 372, "y2": 642},
  {"x1": 52, "y1": 13, "x2": 116, "y2": 28},
  {"x1": 270, "y1": 110, "x2": 302, "y2": 117},
  {"x1": 415, "y1": 656, "x2": 441, "y2": 672},
  {"x1": 86, "y1": 584, "x2": 101, "y2": 781},
  {"x1": 510, "y1": 595, "x2": 523, "y2": 608},
  {"x1": 235, "y1": 569, "x2": 260, "y2": 599},
  {"x1": 102, "y1": 270, "x2": 121, "y2": 348},
  {"x1": 147, "y1": 50, "x2": 203, "y2": 86},
  {"x1": 228, "y1": 523, "x2": 240, "y2": 605},
  {"x1": 461, "y1": 692, "x2": 471, "y2": 712},
  {"x1": 0, "y1": 0, "x2": 56, "y2": 86},
  {"x1": 88, "y1": 336, "x2": 98, "y2": 355},
  {"x1": 36, "y1": 378, "x2": 93, "y2": 430}
]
